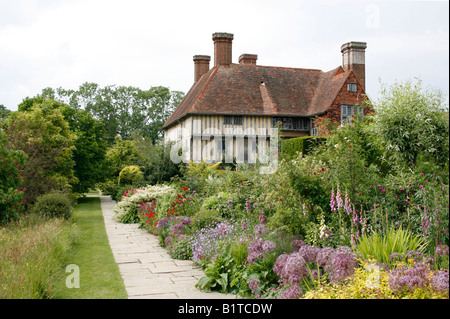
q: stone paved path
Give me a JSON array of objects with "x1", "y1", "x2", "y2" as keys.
[{"x1": 100, "y1": 195, "x2": 238, "y2": 299}]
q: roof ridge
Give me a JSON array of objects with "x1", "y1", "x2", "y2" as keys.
[
  {"x1": 254, "y1": 64, "x2": 324, "y2": 72},
  {"x1": 308, "y1": 66, "x2": 348, "y2": 115}
]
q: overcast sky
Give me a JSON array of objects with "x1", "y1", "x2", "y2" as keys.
[{"x1": 0, "y1": 0, "x2": 448, "y2": 111}]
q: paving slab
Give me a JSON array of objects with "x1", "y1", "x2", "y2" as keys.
[{"x1": 99, "y1": 195, "x2": 239, "y2": 299}]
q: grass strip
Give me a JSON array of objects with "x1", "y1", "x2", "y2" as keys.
[
  {"x1": 52, "y1": 197, "x2": 127, "y2": 299},
  {"x1": 0, "y1": 216, "x2": 72, "y2": 298}
]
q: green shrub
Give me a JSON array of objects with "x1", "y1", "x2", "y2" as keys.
[
  {"x1": 191, "y1": 209, "x2": 224, "y2": 231},
  {"x1": 0, "y1": 129, "x2": 27, "y2": 224},
  {"x1": 167, "y1": 236, "x2": 193, "y2": 260},
  {"x1": 111, "y1": 184, "x2": 134, "y2": 202},
  {"x1": 95, "y1": 179, "x2": 117, "y2": 195},
  {"x1": 355, "y1": 227, "x2": 427, "y2": 264},
  {"x1": 281, "y1": 136, "x2": 326, "y2": 159},
  {"x1": 32, "y1": 192, "x2": 74, "y2": 220},
  {"x1": 118, "y1": 165, "x2": 144, "y2": 186}
]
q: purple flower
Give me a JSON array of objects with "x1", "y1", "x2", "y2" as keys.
[
  {"x1": 328, "y1": 250, "x2": 358, "y2": 284},
  {"x1": 344, "y1": 192, "x2": 351, "y2": 215},
  {"x1": 172, "y1": 222, "x2": 185, "y2": 235},
  {"x1": 389, "y1": 252, "x2": 401, "y2": 263},
  {"x1": 291, "y1": 239, "x2": 306, "y2": 251},
  {"x1": 310, "y1": 268, "x2": 321, "y2": 280},
  {"x1": 191, "y1": 221, "x2": 240, "y2": 263},
  {"x1": 336, "y1": 186, "x2": 343, "y2": 210},
  {"x1": 435, "y1": 244, "x2": 449, "y2": 256},
  {"x1": 164, "y1": 236, "x2": 173, "y2": 247},
  {"x1": 431, "y1": 271, "x2": 449, "y2": 292},
  {"x1": 317, "y1": 247, "x2": 335, "y2": 268},
  {"x1": 281, "y1": 252, "x2": 309, "y2": 284},
  {"x1": 157, "y1": 217, "x2": 169, "y2": 231},
  {"x1": 247, "y1": 240, "x2": 264, "y2": 264},
  {"x1": 259, "y1": 210, "x2": 265, "y2": 224},
  {"x1": 279, "y1": 285, "x2": 303, "y2": 299},
  {"x1": 248, "y1": 277, "x2": 260, "y2": 293},
  {"x1": 388, "y1": 262, "x2": 430, "y2": 293},
  {"x1": 330, "y1": 189, "x2": 336, "y2": 212},
  {"x1": 335, "y1": 245, "x2": 357, "y2": 258},
  {"x1": 262, "y1": 240, "x2": 276, "y2": 254},
  {"x1": 254, "y1": 224, "x2": 268, "y2": 238},
  {"x1": 273, "y1": 254, "x2": 289, "y2": 277},
  {"x1": 227, "y1": 200, "x2": 233, "y2": 204},
  {"x1": 298, "y1": 245, "x2": 321, "y2": 263},
  {"x1": 181, "y1": 217, "x2": 192, "y2": 225}
]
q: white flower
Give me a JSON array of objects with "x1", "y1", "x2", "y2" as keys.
[{"x1": 113, "y1": 184, "x2": 175, "y2": 221}]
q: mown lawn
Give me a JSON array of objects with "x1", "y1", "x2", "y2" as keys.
[{"x1": 52, "y1": 197, "x2": 127, "y2": 299}]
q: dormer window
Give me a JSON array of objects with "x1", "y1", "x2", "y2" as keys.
[{"x1": 347, "y1": 83, "x2": 357, "y2": 92}]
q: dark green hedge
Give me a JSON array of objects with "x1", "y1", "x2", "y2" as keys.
[{"x1": 281, "y1": 136, "x2": 327, "y2": 159}]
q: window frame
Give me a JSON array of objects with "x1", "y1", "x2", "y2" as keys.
[
  {"x1": 347, "y1": 83, "x2": 357, "y2": 92},
  {"x1": 272, "y1": 117, "x2": 309, "y2": 131},
  {"x1": 341, "y1": 105, "x2": 363, "y2": 125}
]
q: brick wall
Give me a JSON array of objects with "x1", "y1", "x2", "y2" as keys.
[{"x1": 324, "y1": 72, "x2": 372, "y2": 124}]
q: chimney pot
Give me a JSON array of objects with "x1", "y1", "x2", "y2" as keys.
[
  {"x1": 239, "y1": 54, "x2": 258, "y2": 65},
  {"x1": 341, "y1": 41, "x2": 367, "y2": 91},
  {"x1": 212, "y1": 32, "x2": 234, "y2": 66},
  {"x1": 193, "y1": 55, "x2": 210, "y2": 83}
]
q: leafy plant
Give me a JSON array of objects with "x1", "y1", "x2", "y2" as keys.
[
  {"x1": 0, "y1": 128, "x2": 27, "y2": 223},
  {"x1": 32, "y1": 191, "x2": 75, "y2": 220},
  {"x1": 355, "y1": 227, "x2": 427, "y2": 264},
  {"x1": 196, "y1": 244, "x2": 241, "y2": 294},
  {"x1": 118, "y1": 165, "x2": 143, "y2": 186},
  {"x1": 167, "y1": 235, "x2": 193, "y2": 260}
]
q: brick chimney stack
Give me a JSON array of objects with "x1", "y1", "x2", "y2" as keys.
[
  {"x1": 193, "y1": 55, "x2": 210, "y2": 83},
  {"x1": 212, "y1": 32, "x2": 234, "y2": 67},
  {"x1": 239, "y1": 54, "x2": 258, "y2": 65},
  {"x1": 341, "y1": 41, "x2": 367, "y2": 91}
]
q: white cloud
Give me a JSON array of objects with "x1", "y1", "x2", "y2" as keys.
[{"x1": 0, "y1": 0, "x2": 448, "y2": 110}]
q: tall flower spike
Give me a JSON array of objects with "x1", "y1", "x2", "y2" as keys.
[
  {"x1": 336, "y1": 186, "x2": 343, "y2": 210},
  {"x1": 344, "y1": 192, "x2": 351, "y2": 215},
  {"x1": 330, "y1": 188, "x2": 336, "y2": 212}
]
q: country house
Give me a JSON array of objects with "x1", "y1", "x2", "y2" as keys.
[{"x1": 163, "y1": 32, "x2": 369, "y2": 163}]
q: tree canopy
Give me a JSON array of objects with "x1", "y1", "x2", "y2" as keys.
[
  {"x1": 7, "y1": 101, "x2": 77, "y2": 205},
  {"x1": 38, "y1": 83, "x2": 184, "y2": 144}
]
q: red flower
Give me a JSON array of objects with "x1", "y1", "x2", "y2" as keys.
[
  {"x1": 183, "y1": 187, "x2": 188, "y2": 191},
  {"x1": 280, "y1": 198, "x2": 282, "y2": 201},
  {"x1": 322, "y1": 168, "x2": 325, "y2": 171},
  {"x1": 171, "y1": 203, "x2": 175, "y2": 206}
]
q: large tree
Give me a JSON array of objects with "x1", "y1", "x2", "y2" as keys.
[
  {"x1": 0, "y1": 104, "x2": 11, "y2": 118},
  {"x1": 17, "y1": 97, "x2": 109, "y2": 194},
  {"x1": 42, "y1": 83, "x2": 184, "y2": 144},
  {"x1": 0, "y1": 126, "x2": 27, "y2": 223},
  {"x1": 7, "y1": 101, "x2": 76, "y2": 205},
  {"x1": 370, "y1": 79, "x2": 449, "y2": 172}
]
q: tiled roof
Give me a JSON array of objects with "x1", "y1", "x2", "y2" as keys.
[{"x1": 163, "y1": 63, "x2": 352, "y2": 129}]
